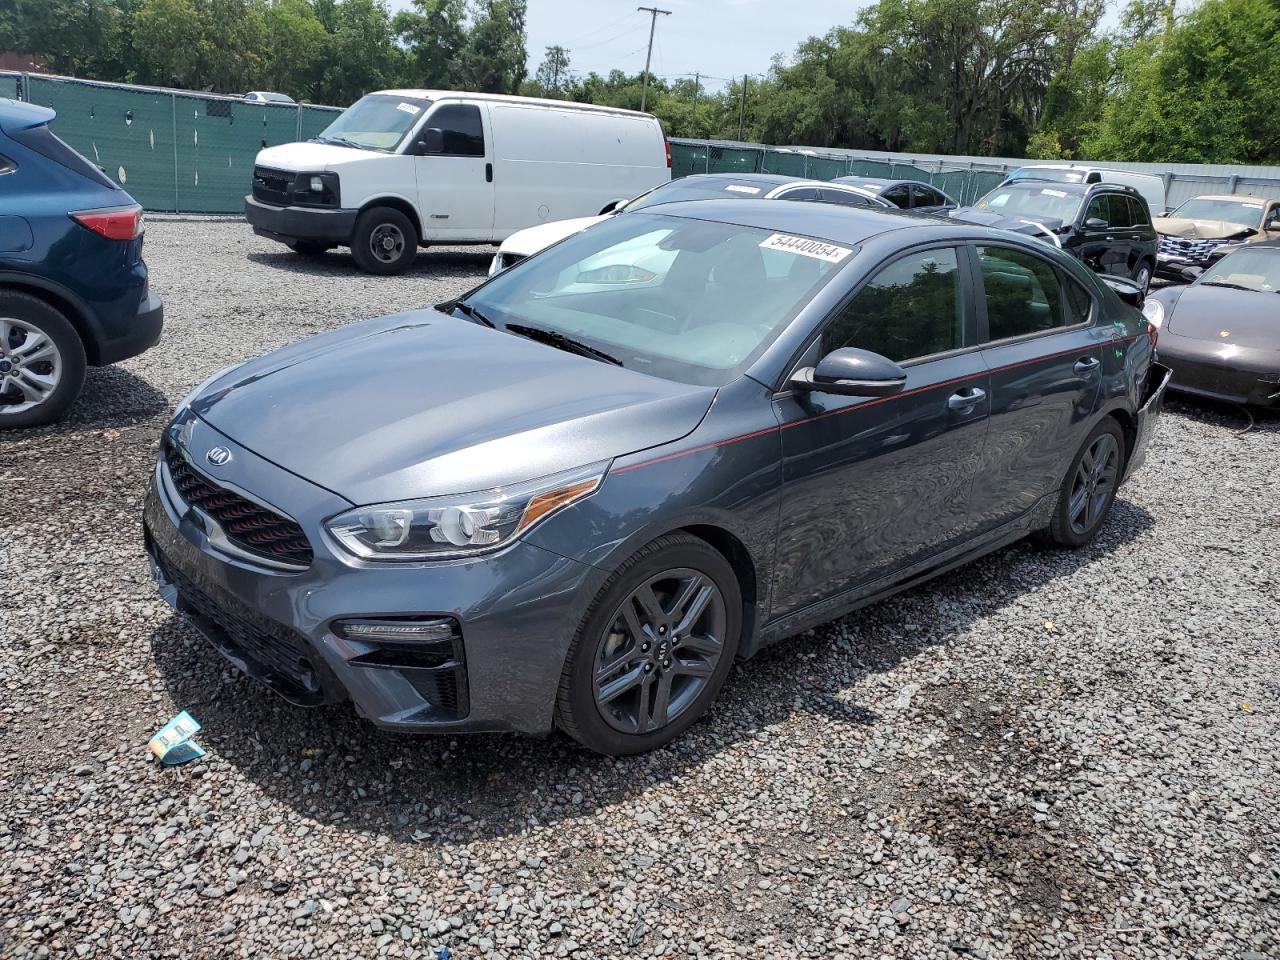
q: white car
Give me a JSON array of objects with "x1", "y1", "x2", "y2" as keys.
[
  {"x1": 245, "y1": 90, "x2": 670, "y2": 274},
  {"x1": 488, "y1": 173, "x2": 891, "y2": 275}
]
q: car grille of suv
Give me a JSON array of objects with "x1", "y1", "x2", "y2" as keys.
[
  {"x1": 1158, "y1": 234, "x2": 1229, "y2": 262},
  {"x1": 252, "y1": 166, "x2": 293, "y2": 206},
  {"x1": 164, "y1": 444, "x2": 314, "y2": 567}
]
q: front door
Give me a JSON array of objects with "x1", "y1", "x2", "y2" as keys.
[
  {"x1": 412, "y1": 101, "x2": 495, "y2": 241},
  {"x1": 967, "y1": 243, "x2": 1104, "y2": 530},
  {"x1": 770, "y1": 245, "x2": 991, "y2": 620}
]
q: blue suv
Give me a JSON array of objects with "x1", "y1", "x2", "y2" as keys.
[{"x1": 0, "y1": 99, "x2": 163, "y2": 428}]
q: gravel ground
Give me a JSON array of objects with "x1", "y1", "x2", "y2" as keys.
[{"x1": 2, "y1": 219, "x2": 1279, "y2": 960}]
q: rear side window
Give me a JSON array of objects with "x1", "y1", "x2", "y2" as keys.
[
  {"x1": 913, "y1": 185, "x2": 945, "y2": 207},
  {"x1": 8, "y1": 124, "x2": 117, "y2": 189},
  {"x1": 882, "y1": 184, "x2": 911, "y2": 208},
  {"x1": 978, "y1": 246, "x2": 1081, "y2": 340},
  {"x1": 820, "y1": 188, "x2": 873, "y2": 207},
  {"x1": 427, "y1": 104, "x2": 485, "y2": 157},
  {"x1": 779, "y1": 186, "x2": 822, "y2": 201},
  {"x1": 1126, "y1": 196, "x2": 1150, "y2": 227},
  {"x1": 822, "y1": 247, "x2": 963, "y2": 362}
]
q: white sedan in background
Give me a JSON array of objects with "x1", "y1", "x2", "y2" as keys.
[{"x1": 488, "y1": 173, "x2": 890, "y2": 275}]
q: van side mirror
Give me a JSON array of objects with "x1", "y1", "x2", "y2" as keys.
[
  {"x1": 790, "y1": 347, "x2": 908, "y2": 397},
  {"x1": 1084, "y1": 217, "x2": 1108, "y2": 231},
  {"x1": 417, "y1": 127, "x2": 444, "y2": 155}
]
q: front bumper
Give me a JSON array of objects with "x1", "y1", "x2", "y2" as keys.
[
  {"x1": 244, "y1": 196, "x2": 358, "y2": 244},
  {"x1": 96, "y1": 287, "x2": 164, "y2": 366},
  {"x1": 1159, "y1": 340, "x2": 1280, "y2": 407},
  {"x1": 142, "y1": 411, "x2": 602, "y2": 735},
  {"x1": 1123, "y1": 362, "x2": 1171, "y2": 480}
]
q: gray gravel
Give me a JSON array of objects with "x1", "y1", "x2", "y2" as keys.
[{"x1": 3, "y1": 219, "x2": 1279, "y2": 959}]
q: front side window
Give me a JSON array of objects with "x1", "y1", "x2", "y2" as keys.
[
  {"x1": 914, "y1": 185, "x2": 944, "y2": 207},
  {"x1": 821, "y1": 247, "x2": 963, "y2": 362},
  {"x1": 882, "y1": 184, "x2": 911, "y2": 208},
  {"x1": 318, "y1": 94, "x2": 433, "y2": 151},
  {"x1": 979, "y1": 245, "x2": 1085, "y2": 341},
  {"x1": 1104, "y1": 195, "x2": 1134, "y2": 228},
  {"x1": 425, "y1": 104, "x2": 485, "y2": 157},
  {"x1": 1084, "y1": 195, "x2": 1109, "y2": 225},
  {"x1": 464, "y1": 214, "x2": 854, "y2": 386}
]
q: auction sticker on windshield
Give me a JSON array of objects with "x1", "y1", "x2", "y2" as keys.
[
  {"x1": 397, "y1": 102, "x2": 421, "y2": 115},
  {"x1": 759, "y1": 233, "x2": 853, "y2": 263},
  {"x1": 1042, "y1": 188, "x2": 1068, "y2": 197},
  {"x1": 724, "y1": 184, "x2": 762, "y2": 194}
]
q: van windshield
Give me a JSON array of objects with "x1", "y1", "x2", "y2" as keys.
[
  {"x1": 1011, "y1": 168, "x2": 1087, "y2": 185},
  {"x1": 316, "y1": 95, "x2": 432, "y2": 152}
]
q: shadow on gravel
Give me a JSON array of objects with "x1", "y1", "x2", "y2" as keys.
[
  {"x1": 149, "y1": 499, "x2": 1155, "y2": 848},
  {"x1": 245, "y1": 248, "x2": 495, "y2": 278},
  {"x1": 1164, "y1": 393, "x2": 1280, "y2": 433},
  {"x1": 0, "y1": 365, "x2": 169, "y2": 443}
]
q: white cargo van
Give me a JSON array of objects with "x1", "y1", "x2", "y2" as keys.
[
  {"x1": 1003, "y1": 164, "x2": 1166, "y2": 217},
  {"x1": 244, "y1": 90, "x2": 671, "y2": 274}
]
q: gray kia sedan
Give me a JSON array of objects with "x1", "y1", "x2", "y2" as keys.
[{"x1": 144, "y1": 201, "x2": 1169, "y2": 755}]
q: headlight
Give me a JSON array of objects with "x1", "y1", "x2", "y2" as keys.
[
  {"x1": 296, "y1": 171, "x2": 339, "y2": 206},
  {"x1": 326, "y1": 461, "x2": 609, "y2": 561},
  {"x1": 1141, "y1": 298, "x2": 1165, "y2": 329}
]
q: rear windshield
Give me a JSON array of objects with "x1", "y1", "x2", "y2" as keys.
[
  {"x1": 9, "y1": 124, "x2": 118, "y2": 190},
  {"x1": 1169, "y1": 197, "x2": 1266, "y2": 226},
  {"x1": 461, "y1": 213, "x2": 854, "y2": 386},
  {"x1": 624, "y1": 178, "x2": 776, "y2": 211},
  {"x1": 976, "y1": 184, "x2": 1082, "y2": 222},
  {"x1": 316, "y1": 94, "x2": 432, "y2": 152}
]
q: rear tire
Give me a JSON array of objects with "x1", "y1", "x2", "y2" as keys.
[
  {"x1": 0, "y1": 291, "x2": 86, "y2": 429},
  {"x1": 1044, "y1": 418, "x2": 1126, "y2": 548},
  {"x1": 555, "y1": 533, "x2": 742, "y2": 755},
  {"x1": 351, "y1": 207, "x2": 417, "y2": 275}
]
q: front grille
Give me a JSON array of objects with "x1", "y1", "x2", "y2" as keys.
[
  {"x1": 151, "y1": 542, "x2": 332, "y2": 705},
  {"x1": 252, "y1": 165, "x2": 293, "y2": 206},
  {"x1": 164, "y1": 444, "x2": 313, "y2": 567},
  {"x1": 1158, "y1": 234, "x2": 1229, "y2": 262}
]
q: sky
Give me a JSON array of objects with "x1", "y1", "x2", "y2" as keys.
[{"x1": 385, "y1": 0, "x2": 862, "y2": 92}]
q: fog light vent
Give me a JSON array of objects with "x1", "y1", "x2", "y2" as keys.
[{"x1": 334, "y1": 617, "x2": 457, "y2": 643}]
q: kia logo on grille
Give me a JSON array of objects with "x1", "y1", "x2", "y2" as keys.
[{"x1": 206, "y1": 446, "x2": 233, "y2": 466}]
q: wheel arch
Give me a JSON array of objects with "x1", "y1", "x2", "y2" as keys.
[
  {"x1": 0, "y1": 274, "x2": 101, "y2": 364},
  {"x1": 677, "y1": 523, "x2": 762, "y2": 659},
  {"x1": 358, "y1": 195, "x2": 423, "y2": 243}
]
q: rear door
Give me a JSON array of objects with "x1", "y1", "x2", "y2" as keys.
[
  {"x1": 770, "y1": 244, "x2": 991, "y2": 618},
  {"x1": 967, "y1": 242, "x2": 1104, "y2": 531},
  {"x1": 412, "y1": 101, "x2": 495, "y2": 241}
]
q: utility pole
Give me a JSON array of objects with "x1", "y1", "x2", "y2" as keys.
[
  {"x1": 690, "y1": 72, "x2": 699, "y2": 134},
  {"x1": 637, "y1": 6, "x2": 671, "y2": 113},
  {"x1": 737, "y1": 75, "x2": 748, "y2": 141}
]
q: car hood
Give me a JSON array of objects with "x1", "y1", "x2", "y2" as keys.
[
  {"x1": 1165, "y1": 285, "x2": 1280, "y2": 350},
  {"x1": 1154, "y1": 217, "x2": 1256, "y2": 240},
  {"x1": 949, "y1": 207, "x2": 1065, "y2": 238},
  {"x1": 501, "y1": 215, "x2": 607, "y2": 257},
  {"x1": 255, "y1": 140, "x2": 374, "y2": 173},
  {"x1": 191, "y1": 311, "x2": 716, "y2": 504}
]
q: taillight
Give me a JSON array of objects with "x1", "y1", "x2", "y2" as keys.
[
  {"x1": 71, "y1": 205, "x2": 144, "y2": 241},
  {"x1": 664, "y1": 138, "x2": 672, "y2": 169}
]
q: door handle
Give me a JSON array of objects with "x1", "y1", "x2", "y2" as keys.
[
  {"x1": 1073, "y1": 357, "x2": 1100, "y2": 377},
  {"x1": 947, "y1": 387, "x2": 986, "y2": 411},
  {"x1": 485, "y1": 162, "x2": 493, "y2": 183}
]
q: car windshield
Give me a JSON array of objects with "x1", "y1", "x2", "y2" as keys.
[
  {"x1": 461, "y1": 213, "x2": 854, "y2": 386},
  {"x1": 976, "y1": 185, "x2": 1082, "y2": 222},
  {"x1": 1169, "y1": 197, "x2": 1265, "y2": 225},
  {"x1": 1010, "y1": 168, "x2": 1088, "y2": 185},
  {"x1": 1198, "y1": 249, "x2": 1280, "y2": 293},
  {"x1": 623, "y1": 178, "x2": 778, "y2": 211},
  {"x1": 316, "y1": 94, "x2": 431, "y2": 151}
]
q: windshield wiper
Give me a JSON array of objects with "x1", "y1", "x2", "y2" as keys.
[
  {"x1": 505, "y1": 323, "x2": 623, "y2": 366},
  {"x1": 1200, "y1": 281, "x2": 1259, "y2": 292},
  {"x1": 444, "y1": 300, "x2": 495, "y2": 327}
]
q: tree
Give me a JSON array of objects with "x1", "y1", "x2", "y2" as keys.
[
  {"x1": 1, "y1": 0, "x2": 133, "y2": 78},
  {"x1": 394, "y1": 0, "x2": 467, "y2": 89},
  {"x1": 316, "y1": 0, "x2": 401, "y2": 104},
  {"x1": 458, "y1": 0, "x2": 527, "y2": 94},
  {"x1": 130, "y1": 0, "x2": 208, "y2": 87},
  {"x1": 262, "y1": 0, "x2": 329, "y2": 97},
  {"x1": 534, "y1": 44, "x2": 571, "y2": 97}
]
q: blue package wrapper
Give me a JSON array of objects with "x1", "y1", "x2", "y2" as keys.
[{"x1": 149, "y1": 710, "x2": 204, "y2": 765}]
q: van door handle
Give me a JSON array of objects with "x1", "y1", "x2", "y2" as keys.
[
  {"x1": 947, "y1": 387, "x2": 986, "y2": 411},
  {"x1": 485, "y1": 162, "x2": 493, "y2": 183},
  {"x1": 1073, "y1": 357, "x2": 1100, "y2": 377}
]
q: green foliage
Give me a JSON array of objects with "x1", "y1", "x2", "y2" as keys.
[
  {"x1": 534, "y1": 44, "x2": 571, "y2": 97},
  {"x1": 393, "y1": 0, "x2": 467, "y2": 90}
]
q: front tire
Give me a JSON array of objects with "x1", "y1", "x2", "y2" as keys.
[
  {"x1": 1045, "y1": 418, "x2": 1126, "y2": 548},
  {"x1": 556, "y1": 533, "x2": 742, "y2": 755},
  {"x1": 0, "y1": 291, "x2": 86, "y2": 429},
  {"x1": 351, "y1": 206, "x2": 418, "y2": 275}
]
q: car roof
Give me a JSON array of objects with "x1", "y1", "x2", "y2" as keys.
[
  {"x1": 372, "y1": 89, "x2": 654, "y2": 119},
  {"x1": 1185, "y1": 194, "x2": 1273, "y2": 203},
  {"x1": 634, "y1": 197, "x2": 955, "y2": 245},
  {"x1": 0, "y1": 97, "x2": 55, "y2": 134}
]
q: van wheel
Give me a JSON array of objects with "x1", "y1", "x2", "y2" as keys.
[
  {"x1": 351, "y1": 207, "x2": 417, "y2": 275},
  {"x1": 555, "y1": 533, "x2": 742, "y2": 755},
  {"x1": 0, "y1": 291, "x2": 87, "y2": 429},
  {"x1": 287, "y1": 240, "x2": 332, "y2": 257},
  {"x1": 1044, "y1": 418, "x2": 1126, "y2": 548}
]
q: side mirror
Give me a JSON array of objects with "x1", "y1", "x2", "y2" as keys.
[
  {"x1": 599, "y1": 198, "x2": 627, "y2": 214},
  {"x1": 790, "y1": 347, "x2": 907, "y2": 397},
  {"x1": 1181, "y1": 265, "x2": 1203, "y2": 282},
  {"x1": 1099, "y1": 274, "x2": 1145, "y2": 308},
  {"x1": 417, "y1": 127, "x2": 444, "y2": 155},
  {"x1": 1084, "y1": 217, "x2": 1109, "y2": 231}
]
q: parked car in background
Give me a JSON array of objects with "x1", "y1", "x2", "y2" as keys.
[
  {"x1": 831, "y1": 176, "x2": 957, "y2": 213},
  {"x1": 1002, "y1": 164, "x2": 1166, "y2": 214},
  {"x1": 951, "y1": 181, "x2": 1159, "y2": 291},
  {"x1": 1145, "y1": 241, "x2": 1280, "y2": 407},
  {"x1": 0, "y1": 99, "x2": 163, "y2": 429},
  {"x1": 243, "y1": 92, "x2": 296, "y2": 104},
  {"x1": 245, "y1": 90, "x2": 670, "y2": 275},
  {"x1": 145, "y1": 199, "x2": 1166, "y2": 755},
  {"x1": 488, "y1": 173, "x2": 890, "y2": 275},
  {"x1": 1153, "y1": 194, "x2": 1280, "y2": 280}
]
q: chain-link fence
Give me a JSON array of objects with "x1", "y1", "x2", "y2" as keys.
[{"x1": 2, "y1": 72, "x2": 341, "y2": 212}]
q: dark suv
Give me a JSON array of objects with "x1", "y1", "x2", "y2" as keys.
[
  {"x1": 0, "y1": 98, "x2": 163, "y2": 428},
  {"x1": 951, "y1": 181, "x2": 1159, "y2": 292}
]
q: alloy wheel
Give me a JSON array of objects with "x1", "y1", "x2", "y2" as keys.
[
  {"x1": 369, "y1": 223, "x2": 406, "y2": 264},
  {"x1": 0, "y1": 317, "x2": 63, "y2": 415},
  {"x1": 1067, "y1": 432, "x2": 1119, "y2": 535},
  {"x1": 592, "y1": 568, "x2": 726, "y2": 735}
]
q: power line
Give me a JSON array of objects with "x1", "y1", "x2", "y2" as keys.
[
  {"x1": 561, "y1": 10, "x2": 641, "y2": 48},
  {"x1": 636, "y1": 6, "x2": 671, "y2": 112}
]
